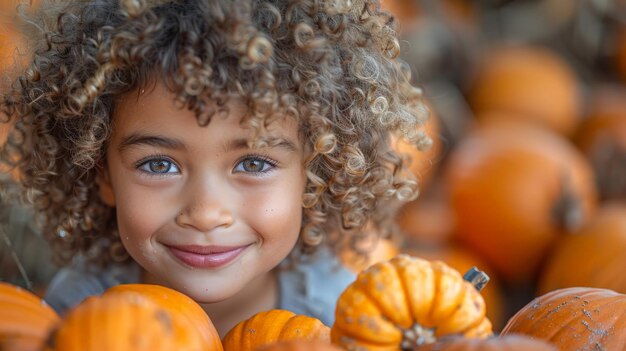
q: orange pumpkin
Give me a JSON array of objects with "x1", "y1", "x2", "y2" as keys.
[
  {"x1": 404, "y1": 245, "x2": 505, "y2": 332},
  {"x1": 331, "y1": 254, "x2": 492, "y2": 350},
  {"x1": 501, "y1": 287, "x2": 626, "y2": 350},
  {"x1": 255, "y1": 340, "x2": 344, "y2": 351},
  {"x1": 50, "y1": 291, "x2": 215, "y2": 351},
  {"x1": 105, "y1": 284, "x2": 223, "y2": 351},
  {"x1": 445, "y1": 120, "x2": 597, "y2": 284},
  {"x1": 574, "y1": 84, "x2": 626, "y2": 201},
  {"x1": 418, "y1": 334, "x2": 557, "y2": 351},
  {"x1": 222, "y1": 310, "x2": 329, "y2": 351},
  {"x1": 468, "y1": 45, "x2": 582, "y2": 136},
  {"x1": 0, "y1": 282, "x2": 60, "y2": 351},
  {"x1": 538, "y1": 203, "x2": 626, "y2": 295}
]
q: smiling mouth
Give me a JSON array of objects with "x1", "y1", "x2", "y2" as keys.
[{"x1": 166, "y1": 244, "x2": 250, "y2": 269}]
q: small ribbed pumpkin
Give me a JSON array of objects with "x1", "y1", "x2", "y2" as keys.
[
  {"x1": 418, "y1": 334, "x2": 557, "y2": 351},
  {"x1": 331, "y1": 254, "x2": 492, "y2": 350},
  {"x1": 405, "y1": 245, "x2": 505, "y2": 332},
  {"x1": 106, "y1": 284, "x2": 223, "y2": 351},
  {"x1": 222, "y1": 310, "x2": 329, "y2": 351},
  {"x1": 0, "y1": 282, "x2": 60, "y2": 351},
  {"x1": 50, "y1": 291, "x2": 217, "y2": 351},
  {"x1": 501, "y1": 287, "x2": 626, "y2": 350}
]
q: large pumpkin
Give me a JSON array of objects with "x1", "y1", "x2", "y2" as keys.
[
  {"x1": 468, "y1": 45, "x2": 582, "y2": 136},
  {"x1": 50, "y1": 291, "x2": 216, "y2": 351},
  {"x1": 0, "y1": 282, "x2": 60, "y2": 351},
  {"x1": 222, "y1": 310, "x2": 329, "y2": 351},
  {"x1": 331, "y1": 254, "x2": 492, "y2": 350},
  {"x1": 501, "y1": 287, "x2": 626, "y2": 350},
  {"x1": 445, "y1": 120, "x2": 597, "y2": 284},
  {"x1": 538, "y1": 203, "x2": 626, "y2": 295},
  {"x1": 105, "y1": 284, "x2": 223, "y2": 351},
  {"x1": 418, "y1": 334, "x2": 557, "y2": 351}
]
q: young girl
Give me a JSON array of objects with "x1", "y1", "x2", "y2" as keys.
[{"x1": 0, "y1": 0, "x2": 430, "y2": 337}]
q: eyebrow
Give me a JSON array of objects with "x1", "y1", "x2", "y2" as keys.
[
  {"x1": 118, "y1": 133, "x2": 299, "y2": 153},
  {"x1": 225, "y1": 137, "x2": 299, "y2": 153},
  {"x1": 118, "y1": 133, "x2": 186, "y2": 152}
]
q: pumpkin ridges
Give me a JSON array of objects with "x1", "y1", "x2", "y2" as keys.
[
  {"x1": 0, "y1": 282, "x2": 60, "y2": 351},
  {"x1": 353, "y1": 261, "x2": 413, "y2": 329},
  {"x1": 331, "y1": 255, "x2": 492, "y2": 350},
  {"x1": 502, "y1": 288, "x2": 626, "y2": 349},
  {"x1": 222, "y1": 310, "x2": 330, "y2": 351},
  {"x1": 332, "y1": 285, "x2": 402, "y2": 344},
  {"x1": 280, "y1": 315, "x2": 329, "y2": 340}
]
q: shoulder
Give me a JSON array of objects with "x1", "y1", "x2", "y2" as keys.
[
  {"x1": 44, "y1": 258, "x2": 140, "y2": 316},
  {"x1": 277, "y1": 248, "x2": 356, "y2": 327}
]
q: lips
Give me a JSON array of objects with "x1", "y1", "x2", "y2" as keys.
[{"x1": 166, "y1": 244, "x2": 249, "y2": 269}]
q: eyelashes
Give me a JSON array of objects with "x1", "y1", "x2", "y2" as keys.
[{"x1": 134, "y1": 154, "x2": 278, "y2": 176}]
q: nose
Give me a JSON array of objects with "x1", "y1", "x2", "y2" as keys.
[{"x1": 175, "y1": 179, "x2": 234, "y2": 232}]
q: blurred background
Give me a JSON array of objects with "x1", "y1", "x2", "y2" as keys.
[{"x1": 2, "y1": 0, "x2": 626, "y2": 332}]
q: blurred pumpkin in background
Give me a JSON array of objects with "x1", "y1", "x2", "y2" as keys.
[
  {"x1": 391, "y1": 102, "x2": 443, "y2": 189},
  {"x1": 538, "y1": 202, "x2": 626, "y2": 295},
  {"x1": 396, "y1": 180, "x2": 454, "y2": 247},
  {"x1": 340, "y1": 236, "x2": 398, "y2": 274},
  {"x1": 467, "y1": 45, "x2": 582, "y2": 136},
  {"x1": 444, "y1": 119, "x2": 597, "y2": 285},
  {"x1": 614, "y1": 25, "x2": 626, "y2": 83},
  {"x1": 574, "y1": 84, "x2": 626, "y2": 201}
]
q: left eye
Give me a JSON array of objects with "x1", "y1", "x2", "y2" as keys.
[
  {"x1": 138, "y1": 159, "x2": 180, "y2": 174},
  {"x1": 234, "y1": 157, "x2": 275, "y2": 173}
]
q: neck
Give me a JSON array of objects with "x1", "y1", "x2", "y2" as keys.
[{"x1": 201, "y1": 269, "x2": 279, "y2": 338}]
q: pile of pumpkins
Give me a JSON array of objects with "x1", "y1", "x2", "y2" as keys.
[{"x1": 3, "y1": 253, "x2": 626, "y2": 350}]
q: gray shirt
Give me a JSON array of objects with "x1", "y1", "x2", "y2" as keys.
[{"x1": 44, "y1": 248, "x2": 355, "y2": 327}]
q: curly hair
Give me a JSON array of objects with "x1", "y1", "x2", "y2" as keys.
[{"x1": 1, "y1": 0, "x2": 431, "y2": 267}]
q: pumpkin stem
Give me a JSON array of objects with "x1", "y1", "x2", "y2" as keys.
[
  {"x1": 463, "y1": 266, "x2": 489, "y2": 292},
  {"x1": 589, "y1": 139, "x2": 626, "y2": 201},
  {"x1": 551, "y1": 171, "x2": 584, "y2": 233},
  {"x1": 400, "y1": 323, "x2": 436, "y2": 350}
]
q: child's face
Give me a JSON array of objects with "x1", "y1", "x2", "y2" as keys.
[{"x1": 99, "y1": 82, "x2": 306, "y2": 303}]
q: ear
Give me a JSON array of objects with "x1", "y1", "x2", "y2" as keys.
[{"x1": 96, "y1": 164, "x2": 116, "y2": 207}]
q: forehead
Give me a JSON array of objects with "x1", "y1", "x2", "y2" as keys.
[{"x1": 112, "y1": 82, "x2": 300, "y2": 144}]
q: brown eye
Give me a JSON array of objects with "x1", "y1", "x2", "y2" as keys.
[{"x1": 138, "y1": 158, "x2": 179, "y2": 174}]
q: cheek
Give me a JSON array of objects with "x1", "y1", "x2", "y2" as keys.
[
  {"x1": 112, "y1": 183, "x2": 172, "y2": 246},
  {"x1": 247, "y1": 178, "x2": 305, "y2": 244}
]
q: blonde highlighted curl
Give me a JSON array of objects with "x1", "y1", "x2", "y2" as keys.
[{"x1": 1, "y1": 0, "x2": 431, "y2": 267}]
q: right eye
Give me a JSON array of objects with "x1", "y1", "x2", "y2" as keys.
[{"x1": 137, "y1": 158, "x2": 180, "y2": 174}]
